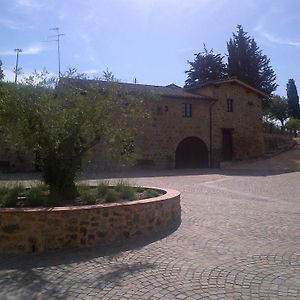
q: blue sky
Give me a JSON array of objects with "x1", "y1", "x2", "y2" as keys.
[{"x1": 0, "y1": 0, "x2": 299, "y2": 96}]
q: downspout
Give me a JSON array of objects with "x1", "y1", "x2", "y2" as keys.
[{"x1": 209, "y1": 100, "x2": 217, "y2": 168}]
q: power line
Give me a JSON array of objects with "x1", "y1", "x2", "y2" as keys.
[
  {"x1": 14, "y1": 48, "x2": 22, "y2": 84},
  {"x1": 49, "y1": 27, "x2": 65, "y2": 78}
]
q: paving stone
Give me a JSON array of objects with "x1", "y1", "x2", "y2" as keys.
[{"x1": 0, "y1": 164, "x2": 300, "y2": 299}]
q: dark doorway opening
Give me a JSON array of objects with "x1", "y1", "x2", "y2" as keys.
[
  {"x1": 175, "y1": 137, "x2": 209, "y2": 168},
  {"x1": 222, "y1": 129, "x2": 233, "y2": 161}
]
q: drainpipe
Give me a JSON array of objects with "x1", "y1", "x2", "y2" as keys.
[{"x1": 209, "y1": 100, "x2": 217, "y2": 168}]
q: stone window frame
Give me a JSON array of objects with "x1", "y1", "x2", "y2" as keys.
[
  {"x1": 181, "y1": 103, "x2": 192, "y2": 118},
  {"x1": 226, "y1": 99, "x2": 233, "y2": 112}
]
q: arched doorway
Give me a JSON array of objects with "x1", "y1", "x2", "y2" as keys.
[{"x1": 175, "y1": 137, "x2": 208, "y2": 168}]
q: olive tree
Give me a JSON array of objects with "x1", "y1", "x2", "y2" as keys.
[{"x1": 0, "y1": 78, "x2": 147, "y2": 202}]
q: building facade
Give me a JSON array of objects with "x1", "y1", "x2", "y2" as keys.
[
  {"x1": 82, "y1": 78, "x2": 266, "y2": 170},
  {"x1": 0, "y1": 78, "x2": 266, "y2": 171}
]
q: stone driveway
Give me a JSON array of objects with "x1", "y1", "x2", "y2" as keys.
[{"x1": 0, "y1": 146, "x2": 300, "y2": 299}]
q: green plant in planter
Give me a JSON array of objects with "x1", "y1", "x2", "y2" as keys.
[
  {"x1": 116, "y1": 180, "x2": 136, "y2": 200},
  {"x1": 25, "y1": 184, "x2": 48, "y2": 207},
  {"x1": 97, "y1": 181, "x2": 110, "y2": 198},
  {"x1": 1, "y1": 184, "x2": 25, "y2": 207},
  {"x1": 77, "y1": 184, "x2": 97, "y2": 205},
  {"x1": 0, "y1": 73, "x2": 147, "y2": 203},
  {"x1": 105, "y1": 189, "x2": 119, "y2": 203}
]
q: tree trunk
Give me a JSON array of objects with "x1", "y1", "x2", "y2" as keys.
[{"x1": 42, "y1": 153, "x2": 80, "y2": 203}]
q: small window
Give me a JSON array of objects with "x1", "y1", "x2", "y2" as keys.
[
  {"x1": 227, "y1": 99, "x2": 233, "y2": 112},
  {"x1": 181, "y1": 103, "x2": 192, "y2": 117}
]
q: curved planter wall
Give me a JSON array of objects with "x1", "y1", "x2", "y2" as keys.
[{"x1": 0, "y1": 188, "x2": 180, "y2": 254}]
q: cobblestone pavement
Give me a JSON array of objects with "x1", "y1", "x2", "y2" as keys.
[{"x1": 1, "y1": 149, "x2": 300, "y2": 299}]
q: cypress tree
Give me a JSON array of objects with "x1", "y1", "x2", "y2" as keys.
[
  {"x1": 227, "y1": 25, "x2": 277, "y2": 96},
  {"x1": 287, "y1": 79, "x2": 300, "y2": 118}
]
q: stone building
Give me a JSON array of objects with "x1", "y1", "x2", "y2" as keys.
[
  {"x1": 0, "y1": 78, "x2": 267, "y2": 171},
  {"x1": 79, "y1": 78, "x2": 266, "y2": 170}
]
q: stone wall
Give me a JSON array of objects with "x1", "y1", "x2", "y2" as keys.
[
  {"x1": 0, "y1": 188, "x2": 180, "y2": 254},
  {"x1": 81, "y1": 96, "x2": 212, "y2": 170},
  {"x1": 195, "y1": 83, "x2": 264, "y2": 164},
  {"x1": 134, "y1": 96, "x2": 211, "y2": 168}
]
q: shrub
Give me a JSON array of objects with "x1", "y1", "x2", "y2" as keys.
[
  {"x1": 78, "y1": 185, "x2": 97, "y2": 205},
  {"x1": 0, "y1": 186, "x2": 9, "y2": 207},
  {"x1": 97, "y1": 181, "x2": 109, "y2": 198},
  {"x1": 25, "y1": 184, "x2": 48, "y2": 207},
  {"x1": 115, "y1": 180, "x2": 136, "y2": 200},
  {"x1": 2, "y1": 184, "x2": 25, "y2": 207},
  {"x1": 105, "y1": 189, "x2": 119, "y2": 203}
]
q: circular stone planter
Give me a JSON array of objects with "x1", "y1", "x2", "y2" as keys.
[{"x1": 0, "y1": 187, "x2": 180, "y2": 254}]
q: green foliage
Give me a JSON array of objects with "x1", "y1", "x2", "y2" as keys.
[
  {"x1": 287, "y1": 79, "x2": 300, "y2": 118},
  {"x1": 97, "y1": 181, "x2": 110, "y2": 198},
  {"x1": 227, "y1": 25, "x2": 277, "y2": 96},
  {"x1": 0, "y1": 72, "x2": 147, "y2": 202},
  {"x1": 185, "y1": 45, "x2": 227, "y2": 87},
  {"x1": 1, "y1": 184, "x2": 25, "y2": 207},
  {"x1": 115, "y1": 180, "x2": 136, "y2": 200},
  {"x1": 104, "y1": 189, "x2": 119, "y2": 203},
  {"x1": 285, "y1": 118, "x2": 300, "y2": 136},
  {"x1": 25, "y1": 184, "x2": 48, "y2": 207},
  {"x1": 78, "y1": 186, "x2": 97, "y2": 205},
  {"x1": 267, "y1": 95, "x2": 289, "y2": 127}
]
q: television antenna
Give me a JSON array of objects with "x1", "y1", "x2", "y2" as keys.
[
  {"x1": 14, "y1": 48, "x2": 22, "y2": 84},
  {"x1": 48, "y1": 27, "x2": 65, "y2": 78}
]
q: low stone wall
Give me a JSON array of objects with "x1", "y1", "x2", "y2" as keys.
[{"x1": 0, "y1": 188, "x2": 180, "y2": 254}]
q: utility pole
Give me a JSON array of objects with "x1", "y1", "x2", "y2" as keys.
[
  {"x1": 14, "y1": 48, "x2": 22, "y2": 84},
  {"x1": 49, "y1": 27, "x2": 64, "y2": 78}
]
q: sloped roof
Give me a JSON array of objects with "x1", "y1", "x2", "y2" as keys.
[
  {"x1": 59, "y1": 78, "x2": 215, "y2": 101},
  {"x1": 185, "y1": 78, "x2": 269, "y2": 98}
]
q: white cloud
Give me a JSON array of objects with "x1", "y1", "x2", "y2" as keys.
[
  {"x1": 261, "y1": 31, "x2": 300, "y2": 47},
  {"x1": 0, "y1": 45, "x2": 44, "y2": 56},
  {"x1": 13, "y1": 0, "x2": 43, "y2": 9},
  {"x1": 0, "y1": 17, "x2": 32, "y2": 30}
]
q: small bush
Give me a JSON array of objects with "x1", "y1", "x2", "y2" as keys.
[
  {"x1": 97, "y1": 181, "x2": 109, "y2": 198},
  {"x1": 26, "y1": 185, "x2": 48, "y2": 207},
  {"x1": 105, "y1": 189, "x2": 119, "y2": 203},
  {"x1": 115, "y1": 180, "x2": 135, "y2": 200},
  {"x1": 0, "y1": 186, "x2": 9, "y2": 207},
  {"x1": 81, "y1": 191, "x2": 97, "y2": 205},
  {"x1": 120, "y1": 186, "x2": 136, "y2": 200},
  {"x1": 78, "y1": 185, "x2": 97, "y2": 205},
  {"x1": 2, "y1": 184, "x2": 25, "y2": 207}
]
